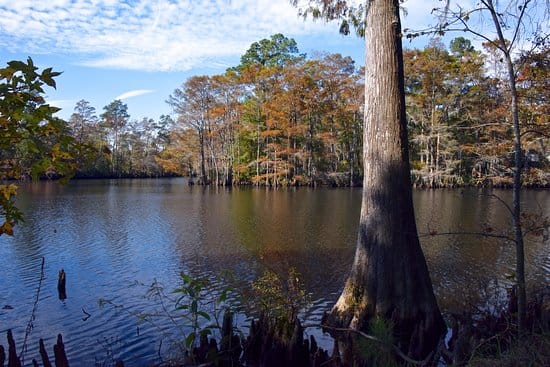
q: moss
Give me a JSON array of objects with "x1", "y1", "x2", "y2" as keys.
[{"x1": 340, "y1": 280, "x2": 367, "y2": 312}]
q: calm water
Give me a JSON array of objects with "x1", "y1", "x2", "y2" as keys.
[{"x1": 0, "y1": 179, "x2": 548, "y2": 365}]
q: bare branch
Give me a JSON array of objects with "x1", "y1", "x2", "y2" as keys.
[
  {"x1": 509, "y1": 0, "x2": 532, "y2": 52},
  {"x1": 301, "y1": 323, "x2": 438, "y2": 366},
  {"x1": 467, "y1": 317, "x2": 512, "y2": 364},
  {"x1": 481, "y1": 193, "x2": 515, "y2": 217},
  {"x1": 418, "y1": 231, "x2": 514, "y2": 242},
  {"x1": 455, "y1": 123, "x2": 510, "y2": 130},
  {"x1": 520, "y1": 129, "x2": 550, "y2": 138},
  {"x1": 481, "y1": 0, "x2": 512, "y2": 55},
  {"x1": 20, "y1": 257, "x2": 46, "y2": 366}
]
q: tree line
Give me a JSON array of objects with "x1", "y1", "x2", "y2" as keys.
[{"x1": 7, "y1": 34, "x2": 546, "y2": 187}]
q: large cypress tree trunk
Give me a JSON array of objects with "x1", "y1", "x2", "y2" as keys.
[{"x1": 326, "y1": 0, "x2": 446, "y2": 359}]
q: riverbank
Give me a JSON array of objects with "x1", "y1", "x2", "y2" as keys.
[
  {"x1": 3, "y1": 282, "x2": 549, "y2": 366},
  {"x1": 19, "y1": 165, "x2": 550, "y2": 189}
]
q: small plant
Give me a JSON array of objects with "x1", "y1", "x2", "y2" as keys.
[
  {"x1": 94, "y1": 336, "x2": 123, "y2": 367},
  {"x1": 99, "y1": 272, "x2": 233, "y2": 365},
  {"x1": 171, "y1": 272, "x2": 216, "y2": 350},
  {"x1": 355, "y1": 317, "x2": 400, "y2": 367},
  {"x1": 249, "y1": 267, "x2": 311, "y2": 325}
]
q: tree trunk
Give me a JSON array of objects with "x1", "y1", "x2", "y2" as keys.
[
  {"x1": 112, "y1": 128, "x2": 118, "y2": 177},
  {"x1": 199, "y1": 130, "x2": 208, "y2": 184},
  {"x1": 485, "y1": 0, "x2": 526, "y2": 333},
  {"x1": 256, "y1": 119, "x2": 261, "y2": 186},
  {"x1": 325, "y1": 0, "x2": 445, "y2": 359}
]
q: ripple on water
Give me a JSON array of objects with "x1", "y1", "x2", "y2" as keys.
[{"x1": 1, "y1": 182, "x2": 548, "y2": 365}]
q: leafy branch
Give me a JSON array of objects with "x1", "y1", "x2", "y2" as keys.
[
  {"x1": 1, "y1": 57, "x2": 76, "y2": 236},
  {"x1": 98, "y1": 272, "x2": 233, "y2": 364}
]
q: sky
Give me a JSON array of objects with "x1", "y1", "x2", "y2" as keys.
[{"x1": 0, "y1": 0, "x2": 511, "y2": 123}]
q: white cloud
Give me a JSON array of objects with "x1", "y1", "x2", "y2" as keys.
[
  {"x1": 0, "y1": 0, "x2": 341, "y2": 72},
  {"x1": 6, "y1": 0, "x2": 537, "y2": 72},
  {"x1": 115, "y1": 89, "x2": 155, "y2": 100},
  {"x1": 47, "y1": 99, "x2": 78, "y2": 111}
]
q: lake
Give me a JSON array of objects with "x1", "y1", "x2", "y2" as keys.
[{"x1": 1, "y1": 178, "x2": 548, "y2": 365}]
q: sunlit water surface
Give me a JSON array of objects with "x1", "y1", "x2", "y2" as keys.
[{"x1": 0, "y1": 179, "x2": 548, "y2": 365}]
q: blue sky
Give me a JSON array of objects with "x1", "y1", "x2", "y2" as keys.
[{"x1": 0, "y1": 0, "x2": 486, "y2": 122}]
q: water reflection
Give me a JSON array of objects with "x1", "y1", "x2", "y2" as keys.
[
  {"x1": 0, "y1": 179, "x2": 548, "y2": 365},
  {"x1": 415, "y1": 188, "x2": 549, "y2": 312}
]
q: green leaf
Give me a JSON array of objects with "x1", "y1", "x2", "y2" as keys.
[
  {"x1": 197, "y1": 311, "x2": 211, "y2": 321},
  {"x1": 7, "y1": 60, "x2": 27, "y2": 71},
  {"x1": 185, "y1": 333, "x2": 196, "y2": 349},
  {"x1": 41, "y1": 68, "x2": 59, "y2": 88},
  {"x1": 219, "y1": 289, "x2": 228, "y2": 303},
  {"x1": 180, "y1": 272, "x2": 192, "y2": 284},
  {"x1": 0, "y1": 67, "x2": 15, "y2": 80},
  {"x1": 30, "y1": 159, "x2": 51, "y2": 182}
]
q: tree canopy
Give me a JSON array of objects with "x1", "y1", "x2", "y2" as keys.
[
  {"x1": 0, "y1": 58, "x2": 75, "y2": 235},
  {"x1": 238, "y1": 33, "x2": 305, "y2": 68}
]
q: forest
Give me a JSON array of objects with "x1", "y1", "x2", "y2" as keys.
[{"x1": 5, "y1": 34, "x2": 546, "y2": 188}]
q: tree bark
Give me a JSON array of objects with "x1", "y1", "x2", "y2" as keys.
[
  {"x1": 198, "y1": 130, "x2": 208, "y2": 185},
  {"x1": 484, "y1": 0, "x2": 526, "y2": 333},
  {"x1": 326, "y1": 0, "x2": 446, "y2": 359}
]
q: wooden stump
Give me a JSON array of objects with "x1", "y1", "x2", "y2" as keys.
[
  {"x1": 7, "y1": 330, "x2": 21, "y2": 367},
  {"x1": 39, "y1": 338, "x2": 52, "y2": 367},
  {"x1": 57, "y1": 269, "x2": 67, "y2": 300},
  {"x1": 242, "y1": 315, "x2": 338, "y2": 367},
  {"x1": 53, "y1": 334, "x2": 69, "y2": 367}
]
